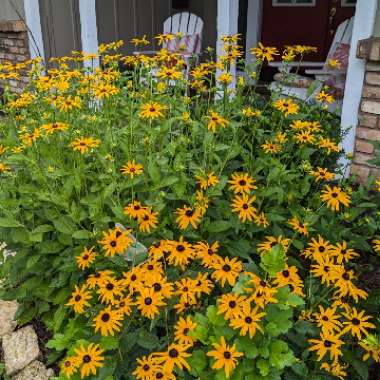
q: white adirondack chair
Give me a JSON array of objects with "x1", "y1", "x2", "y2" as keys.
[{"x1": 269, "y1": 17, "x2": 354, "y2": 113}]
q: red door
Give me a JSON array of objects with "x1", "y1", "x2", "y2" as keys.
[{"x1": 260, "y1": 0, "x2": 356, "y2": 62}]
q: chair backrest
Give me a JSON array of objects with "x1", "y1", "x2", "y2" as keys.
[
  {"x1": 326, "y1": 17, "x2": 354, "y2": 60},
  {"x1": 163, "y1": 12, "x2": 204, "y2": 54}
]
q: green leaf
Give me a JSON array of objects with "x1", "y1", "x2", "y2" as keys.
[
  {"x1": 72, "y1": 230, "x2": 93, "y2": 239},
  {"x1": 100, "y1": 336, "x2": 119, "y2": 350},
  {"x1": 188, "y1": 350, "x2": 207, "y2": 375},
  {"x1": 257, "y1": 358, "x2": 269, "y2": 377},
  {"x1": 260, "y1": 245, "x2": 286, "y2": 277},
  {"x1": 206, "y1": 221, "x2": 231, "y2": 233},
  {"x1": 236, "y1": 336, "x2": 259, "y2": 359},
  {"x1": 136, "y1": 329, "x2": 160, "y2": 349},
  {"x1": 53, "y1": 216, "x2": 76, "y2": 235},
  {"x1": 0, "y1": 217, "x2": 22, "y2": 228},
  {"x1": 206, "y1": 305, "x2": 226, "y2": 327}
]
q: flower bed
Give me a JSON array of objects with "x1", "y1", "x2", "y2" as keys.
[{"x1": 0, "y1": 36, "x2": 379, "y2": 380}]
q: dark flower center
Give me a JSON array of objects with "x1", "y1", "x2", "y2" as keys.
[
  {"x1": 341, "y1": 249, "x2": 347, "y2": 255},
  {"x1": 83, "y1": 355, "x2": 92, "y2": 363},
  {"x1": 119, "y1": 302, "x2": 125, "y2": 307},
  {"x1": 282, "y1": 270, "x2": 290, "y2": 278},
  {"x1": 156, "y1": 373, "x2": 164, "y2": 379},
  {"x1": 144, "y1": 297, "x2": 153, "y2": 305},
  {"x1": 94, "y1": 273, "x2": 101, "y2": 278},
  {"x1": 101, "y1": 313, "x2": 110, "y2": 322},
  {"x1": 324, "y1": 340, "x2": 332, "y2": 348},
  {"x1": 322, "y1": 316, "x2": 329, "y2": 321},
  {"x1": 208, "y1": 249, "x2": 214, "y2": 255},
  {"x1": 134, "y1": 205, "x2": 140, "y2": 210},
  {"x1": 116, "y1": 230, "x2": 122, "y2": 238},
  {"x1": 223, "y1": 351, "x2": 231, "y2": 359},
  {"x1": 143, "y1": 364, "x2": 150, "y2": 371},
  {"x1": 352, "y1": 318, "x2": 360, "y2": 326},
  {"x1": 331, "y1": 192, "x2": 338, "y2": 198},
  {"x1": 183, "y1": 328, "x2": 189, "y2": 334},
  {"x1": 147, "y1": 264, "x2": 154, "y2": 270},
  {"x1": 260, "y1": 281, "x2": 267, "y2": 287},
  {"x1": 242, "y1": 203, "x2": 248, "y2": 210},
  {"x1": 149, "y1": 107, "x2": 156, "y2": 112},
  {"x1": 222, "y1": 264, "x2": 231, "y2": 272},
  {"x1": 64, "y1": 360, "x2": 71, "y2": 367},
  {"x1": 245, "y1": 316, "x2": 253, "y2": 324},
  {"x1": 185, "y1": 209, "x2": 194, "y2": 217},
  {"x1": 342, "y1": 273, "x2": 350, "y2": 280},
  {"x1": 131, "y1": 274, "x2": 137, "y2": 281},
  {"x1": 106, "y1": 283, "x2": 114, "y2": 291},
  {"x1": 318, "y1": 246, "x2": 325, "y2": 253},
  {"x1": 83, "y1": 254, "x2": 89, "y2": 260},
  {"x1": 74, "y1": 295, "x2": 81, "y2": 302},
  {"x1": 110, "y1": 240, "x2": 117, "y2": 247},
  {"x1": 153, "y1": 283, "x2": 162, "y2": 292},
  {"x1": 323, "y1": 266, "x2": 330, "y2": 272},
  {"x1": 176, "y1": 245, "x2": 185, "y2": 252},
  {"x1": 169, "y1": 348, "x2": 179, "y2": 358},
  {"x1": 228, "y1": 301, "x2": 236, "y2": 308},
  {"x1": 239, "y1": 179, "x2": 246, "y2": 186}
]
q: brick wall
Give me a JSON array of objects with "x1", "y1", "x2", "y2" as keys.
[
  {"x1": 351, "y1": 38, "x2": 380, "y2": 182},
  {"x1": 0, "y1": 20, "x2": 30, "y2": 93}
]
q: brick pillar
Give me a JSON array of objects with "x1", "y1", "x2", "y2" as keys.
[
  {"x1": 350, "y1": 38, "x2": 380, "y2": 182},
  {"x1": 0, "y1": 20, "x2": 31, "y2": 93}
]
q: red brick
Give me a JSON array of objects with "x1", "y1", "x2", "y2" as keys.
[
  {"x1": 353, "y1": 152, "x2": 375, "y2": 166},
  {"x1": 361, "y1": 100, "x2": 380, "y2": 114},
  {"x1": 366, "y1": 72, "x2": 380, "y2": 85},
  {"x1": 351, "y1": 164, "x2": 370, "y2": 182},
  {"x1": 362, "y1": 85, "x2": 380, "y2": 98},
  {"x1": 355, "y1": 139, "x2": 375, "y2": 154},
  {"x1": 358, "y1": 113, "x2": 378, "y2": 128},
  {"x1": 356, "y1": 127, "x2": 380, "y2": 141}
]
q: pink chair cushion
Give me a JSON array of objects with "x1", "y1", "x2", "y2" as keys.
[
  {"x1": 324, "y1": 42, "x2": 350, "y2": 93},
  {"x1": 165, "y1": 34, "x2": 200, "y2": 54},
  {"x1": 328, "y1": 42, "x2": 350, "y2": 71}
]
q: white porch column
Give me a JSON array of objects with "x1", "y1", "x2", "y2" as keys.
[
  {"x1": 339, "y1": 0, "x2": 378, "y2": 176},
  {"x1": 79, "y1": 0, "x2": 100, "y2": 69},
  {"x1": 23, "y1": 0, "x2": 45, "y2": 61},
  {"x1": 245, "y1": 0, "x2": 262, "y2": 64},
  {"x1": 217, "y1": 0, "x2": 239, "y2": 89}
]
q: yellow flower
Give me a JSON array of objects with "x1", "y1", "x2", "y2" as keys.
[
  {"x1": 207, "y1": 111, "x2": 228, "y2": 132},
  {"x1": 195, "y1": 171, "x2": 219, "y2": 190},
  {"x1": 207, "y1": 336, "x2": 243, "y2": 378},
  {"x1": 308, "y1": 331, "x2": 344, "y2": 362},
  {"x1": 218, "y1": 71, "x2": 233, "y2": 85},
  {"x1": 251, "y1": 42, "x2": 279, "y2": 62},
  {"x1": 242, "y1": 107, "x2": 261, "y2": 118},
  {"x1": 210, "y1": 256, "x2": 243, "y2": 287},
  {"x1": 74, "y1": 343, "x2": 105, "y2": 378},
  {"x1": 316, "y1": 91, "x2": 334, "y2": 104},
  {"x1": 120, "y1": 160, "x2": 143, "y2": 178},
  {"x1": 328, "y1": 59, "x2": 341, "y2": 69},
  {"x1": 320, "y1": 185, "x2": 351, "y2": 211},
  {"x1": 273, "y1": 98, "x2": 299, "y2": 116},
  {"x1": 0, "y1": 162, "x2": 10, "y2": 173},
  {"x1": 93, "y1": 83, "x2": 119, "y2": 99},
  {"x1": 66, "y1": 285, "x2": 92, "y2": 314},
  {"x1": 139, "y1": 102, "x2": 165, "y2": 120},
  {"x1": 231, "y1": 194, "x2": 257, "y2": 223},
  {"x1": 93, "y1": 305, "x2": 124, "y2": 336},
  {"x1": 175, "y1": 205, "x2": 202, "y2": 230},
  {"x1": 76, "y1": 247, "x2": 97, "y2": 270},
  {"x1": 70, "y1": 137, "x2": 100, "y2": 154},
  {"x1": 0, "y1": 145, "x2": 7, "y2": 155},
  {"x1": 228, "y1": 172, "x2": 257, "y2": 194},
  {"x1": 261, "y1": 140, "x2": 281, "y2": 154},
  {"x1": 229, "y1": 303, "x2": 265, "y2": 338}
]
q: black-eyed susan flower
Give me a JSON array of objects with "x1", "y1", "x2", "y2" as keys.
[
  {"x1": 86, "y1": 270, "x2": 114, "y2": 289},
  {"x1": 320, "y1": 361, "x2": 347, "y2": 379},
  {"x1": 359, "y1": 335, "x2": 380, "y2": 362},
  {"x1": 150, "y1": 366, "x2": 176, "y2": 380},
  {"x1": 144, "y1": 272, "x2": 173, "y2": 299},
  {"x1": 155, "y1": 343, "x2": 191, "y2": 373},
  {"x1": 273, "y1": 265, "x2": 303, "y2": 290},
  {"x1": 316, "y1": 90, "x2": 334, "y2": 104},
  {"x1": 304, "y1": 235, "x2": 334, "y2": 261},
  {"x1": 308, "y1": 331, "x2": 344, "y2": 362},
  {"x1": 217, "y1": 293, "x2": 246, "y2": 320},
  {"x1": 194, "y1": 241, "x2": 221, "y2": 267},
  {"x1": 311, "y1": 167, "x2": 335, "y2": 182},
  {"x1": 74, "y1": 343, "x2": 105, "y2": 378},
  {"x1": 120, "y1": 160, "x2": 143, "y2": 178},
  {"x1": 166, "y1": 239, "x2": 194, "y2": 269},
  {"x1": 231, "y1": 194, "x2": 257, "y2": 223},
  {"x1": 273, "y1": 98, "x2": 299, "y2": 116},
  {"x1": 242, "y1": 107, "x2": 261, "y2": 117},
  {"x1": 174, "y1": 316, "x2": 197, "y2": 346},
  {"x1": 257, "y1": 235, "x2": 290, "y2": 254},
  {"x1": 314, "y1": 305, "x2": 343, "y2": 334},
  {"x1": 98, "y1": 227, "x2": 132, "y2": 257},
  {"x1": 122, "y1": 266, "x2": 145, "y2": 293},
  {"x1": 372, "y1": 239, "x2": 380, "y2": 254},
  {"x1": 157, "y1": 67, "x2": 182, "y2": 80},
  {"x1": 155, "y1": 33, "x2": 175, "y2": 45},
  {"x1": 331, "y1": 242, "x2": 359, "y2": 264},
  {"x1": 207, "y1": 111, "x2": 228, "y2": 132},
  {"x1": 133, "y1": 355, "x2": 158, "y2": 380},
  {"x1": 195, "y1": 171, "x2": 219, "y2": 190},
  {"x1": 229, "y1": 303, "x2": 265, "y2": 338},
  {"x1": 194, "y1": 272, "x2": 214, "y2": 296},
  {"x1": 136, "y1": 287, "x2": 165, "y2": 319},
  {"x1": 0, "y1": 145, "x2": 7, "y2": 156},
  {"x1": 76, "y1": 246, "x2": 97, "y2": 270},
  {"x1": 210, "y1": 256, "x2": 243, "y2": 287},
  {"x1": 139, "y1": 102, "x2": 165, "y2": 120},
  {"x1": 0, "y1": 162, "x2": 10, "y2": 173},
  {"x1": 124, "y1": 200, "x2": 147, "y2": 220},
  {"x1": 175, "y1": 205, "x2": 202, "y2": 230},
  {"x1": 115, "y1": 294, "x2": 134, "y2": 316},
  {"x1": 251, "y1": 42, "x2": 279, "y2": 62},
  {"x1": 174, "y1": 277, "x2": 198, "y2": 306},
  {"x1": 60, "y1": 356, "x2": 80, "y2": 378},
  {"x1": 137, "y1": 207, "x2": 158, "y2": 233},
  {"x1": 93, "y1": 305, "x2": 124, "y2": 336},
  {"x1": 97, "y1": 278, "x2": 125, "y2": 304},
  {"x1": 254, "y1": 212, "x2": 269, "y2": 228},
  {"x1": 288, "y1": 217, "x2": 308, "y2": 236},
  {"x1": 66, "y1": 285, "x2": 92, "y2": 314},
  {"x1": 93, "y1": 83, "x2": 119, "y2": 99},
  {"x1": 207, "y1": 336, "x2": 243, "y2": 378},
  {"x1": 228, "y1": 172, "x2": 257, "y2": 194},
  {"x1": 42, "y1": 122, "x2": 69, "y2": 134},
  {"x1": 70, "y1": 136, "x2": 100, "y2": 154},
  {"x1": 294, "y1": 130, "x2": 314, "y2": 144},
  {"x1": 261, "y1": 140, "x2": 281, "y2": 154},
  {"x1": 320, "y1": 185, "x2": 351, "y2": 211},
  {"x1": 342, "y1": 307, "x2": 375, "y2": 340},
  {"x1": 332, "y1": 267, "x2": 368, "y2": 302}
]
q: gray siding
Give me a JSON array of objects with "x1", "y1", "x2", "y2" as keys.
[{"x1": 0, "y1": 0, "x2": 25, "y2": 20}]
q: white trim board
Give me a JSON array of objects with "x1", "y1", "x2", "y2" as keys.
[
  {"x1": 23, "y1": 0, "x2": 45, "y2": 61},
  {"x1": 79, "y1": 0, "x2": 100, "y2": 69},
  {"x1": 339, "y1": 0, "x2": 378, "y2": 176},
  {"x1": 245, "y1": 0, "x2": 262, "y2": 64}
]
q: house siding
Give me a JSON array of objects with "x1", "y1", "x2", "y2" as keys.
[{"x1": 0, "y1": 0, "x2": 24, "y2": 21}]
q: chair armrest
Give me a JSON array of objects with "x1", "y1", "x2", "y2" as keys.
[
  {"x1": 133, "y1": 50, "x2": 158, "y2": 55},
  {"x1": 269, "y1": 61, "x2": 325, "y2": 68},
  {"x1": 305, "y1": 69, "x2": 346, "y2": 75}
]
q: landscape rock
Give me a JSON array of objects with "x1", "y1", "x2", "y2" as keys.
[
  {"x1": 0, "y1": 300, "x2": 18, "y2": 337},
  {"x1": 2, "y1": 325, "x2": 40, "y2": 375},
  {"x1": 12, "y1": 360, "x2": 54, "y2": 380}
]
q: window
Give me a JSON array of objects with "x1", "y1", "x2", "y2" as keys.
[
  {"x1": 341, "y1": 0, "x2": 356, "y2": 7},
  {"x1": 273, "y1": 0, "x2": 316, "y2": 6}
]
